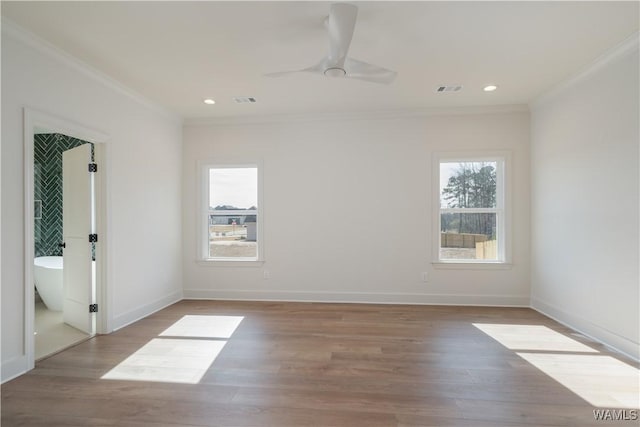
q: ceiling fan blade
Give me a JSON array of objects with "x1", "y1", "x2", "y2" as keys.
[
  {"x1": 344, "y1": 57, "x2": 397, "y2": 84},
  {"x1": 327, "y1": 3, "x2": 358, "y2": 66},
  {"x1": 264, "y1": 70, "x2": 303, "y2": 78},
  {"x1": 264, "y1": 61, "x2": 325, "y2": 78}
]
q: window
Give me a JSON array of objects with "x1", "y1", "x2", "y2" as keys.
[
  {"x1": 201, "y1": 164, "x2": 262, "y2": 262},
  {"x1": 434, "y1": 153, "x2": 507, "y2": 263}
]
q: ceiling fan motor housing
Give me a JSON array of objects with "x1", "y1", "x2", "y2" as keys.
[{"x1": 324, "y1": 67, "x2": 346, "y2": 78}]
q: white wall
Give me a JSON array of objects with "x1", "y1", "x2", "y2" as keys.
[
  {"x1": 530, "y1": 38, "x2": 639, "y2": 359},
  {"x1": 183, "y1": 110, "x2": 530, "y2": 305},
  {"x1": 1, "y1": 25, "x2": 183, "y2": 381}
]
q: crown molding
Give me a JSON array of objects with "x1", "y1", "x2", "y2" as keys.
[
  {"x1": 184, "y1": 104, "x2": 529, "y2": 127},
  {"x1": 1, "y1": 17, "x2": 182, "y2": 125},
  {"x1": 530, "y1": 31, "x2": 639, "y2": 110}
]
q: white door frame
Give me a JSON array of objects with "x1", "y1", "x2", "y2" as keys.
[{"x1": 23, "y1": 107, "x2": 111, "y2": 370}]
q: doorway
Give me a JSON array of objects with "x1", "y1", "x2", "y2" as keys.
[
  {"x1": 23, "y1": 108, "x2": 109, "y2": 368},
  {"x1": 33, "y1": 136, "x2": 94, "y2": 359}
]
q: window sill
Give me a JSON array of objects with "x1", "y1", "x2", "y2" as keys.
[
  {"x1": 432, "y1": 261, "x2": 512, "y2": 270},
  {"x1": 196, "y1": 259, "x2": 265, "y2": 268}
]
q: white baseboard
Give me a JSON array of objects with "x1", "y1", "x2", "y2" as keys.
[
  {"x1": 112, "y1": 290, "x2": 183, "y2": 331},
  {"x1": 1, "y1": 355, "x2": 28, "y2": 384},
  {"x1": 531, "y1": 297, "x2": 639, "y2": 362},
  {"x1": 183, "y1": 289, "x2": 530, "y2": 307}
]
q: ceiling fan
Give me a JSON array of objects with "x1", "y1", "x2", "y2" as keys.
[{"x1": 265, "y1": 3, "x2": 397, "y2": 84}]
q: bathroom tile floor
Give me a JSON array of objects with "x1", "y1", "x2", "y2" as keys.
[{"x1": 35, "y1": 301, "x2": 89, "y2": 360}]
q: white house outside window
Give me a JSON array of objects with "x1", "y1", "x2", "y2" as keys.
[{"x1": 434, "y1": 153, "x2": 508, "y2": 264}]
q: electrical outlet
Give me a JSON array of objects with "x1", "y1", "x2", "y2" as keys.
[
  {"x1": 263, "y1": 270, "x2": 270, "y2": 280},
  {"x1": 421, "y1": 272, "x2": 429, "y2": 282}
]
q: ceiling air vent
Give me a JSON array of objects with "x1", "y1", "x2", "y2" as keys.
[
  {"x1": 436, "y1": 85, "x2": 463, "y2": 93},
  {"x1": 233, "y1": 97, "x2": 257, "y2": 104}
]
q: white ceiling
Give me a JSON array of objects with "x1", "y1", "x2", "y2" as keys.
[{"x1": 2, "y1": 1, "x2": 638, "y2": 120}]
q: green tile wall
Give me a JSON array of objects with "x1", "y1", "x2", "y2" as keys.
[{"x1": 34, "y1": 133, "x2": 93, "y2": 257}]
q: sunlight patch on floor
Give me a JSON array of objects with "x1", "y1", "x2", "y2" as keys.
[
  {"x1": 474, "y1": 323, "x2": 639, "y2": 409},
  {"x1": 102, "y1": 338, "x2": 226, "y2": 384},
  {"x1": 102, "y1": 314, "x2": 244, "y2": 384},
  {"x1": 159, "y1": 315, "x2": 244, "y2": 339},
  {"x1": 518, "y1": 353, "x2": 640, "y2": 409},
  {"x1": 473, "y1": 323, "x2": 597, "y2": 352}
]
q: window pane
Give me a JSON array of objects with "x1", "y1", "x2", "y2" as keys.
[
  {"x1": 210, "y1": 168, "x2": 257, "y2": 210},
  {"x1": 440, "y1": 162, "x2": 497, "y2": 208},
  {"x1": 209, "y1": 216, "x2": 257, "y2": 258},
  {"x1": 209, "y1": 168, "x2": 257, "y2": 259},
  {"x1": 440, "y1": 213, "x2": 497, "y2": 260}
]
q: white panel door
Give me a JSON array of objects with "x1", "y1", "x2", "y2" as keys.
[{"x1": 62, "y1": 144, "x2": 93, "y2": 334}]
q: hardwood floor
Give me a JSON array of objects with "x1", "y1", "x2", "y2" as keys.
[{"x1": 2, "y1": 300, "x2": 638, "y2": 426}]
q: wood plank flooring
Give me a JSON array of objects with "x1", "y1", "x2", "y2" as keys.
[{"x1": 2, "y1": 300, "x2": 638, "y2": 426}]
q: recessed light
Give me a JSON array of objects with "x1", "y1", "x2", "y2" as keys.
[
  {"x1": 203, "y1": 98, "x2": 216, "y2": 105},
  {"x1": 483, "y1": 85, "x2": 498, "y2": 92}
]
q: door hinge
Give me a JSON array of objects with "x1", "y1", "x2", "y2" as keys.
[
  {"x1": 89, "y1": 234, "x2": 98, "y2": 243},
  {"x1": 89, "y1": 304, "x2": 98, "y2": 313},
  {"x1": 88, "y1": 163, "x2": 98, "y2": 173}
]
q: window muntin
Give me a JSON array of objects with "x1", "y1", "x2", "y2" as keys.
[
  {"x1": 203, "y1": 166, "x2": 260, "y2": 261},
  {"x1": 437, "y1": 158, "x2": 505, "y2": 263}
]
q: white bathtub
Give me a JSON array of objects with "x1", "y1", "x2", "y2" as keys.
[{"x1": 34, "y1": 256, "x2": 63, "y2": 311}]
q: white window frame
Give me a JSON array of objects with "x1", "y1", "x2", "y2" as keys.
[
  {"x1": 198, "y1": 161, "x2": 264, "y2": 266},
  {"x1": 432, "y1": 151, "x2": 511, "y2": 267}
]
